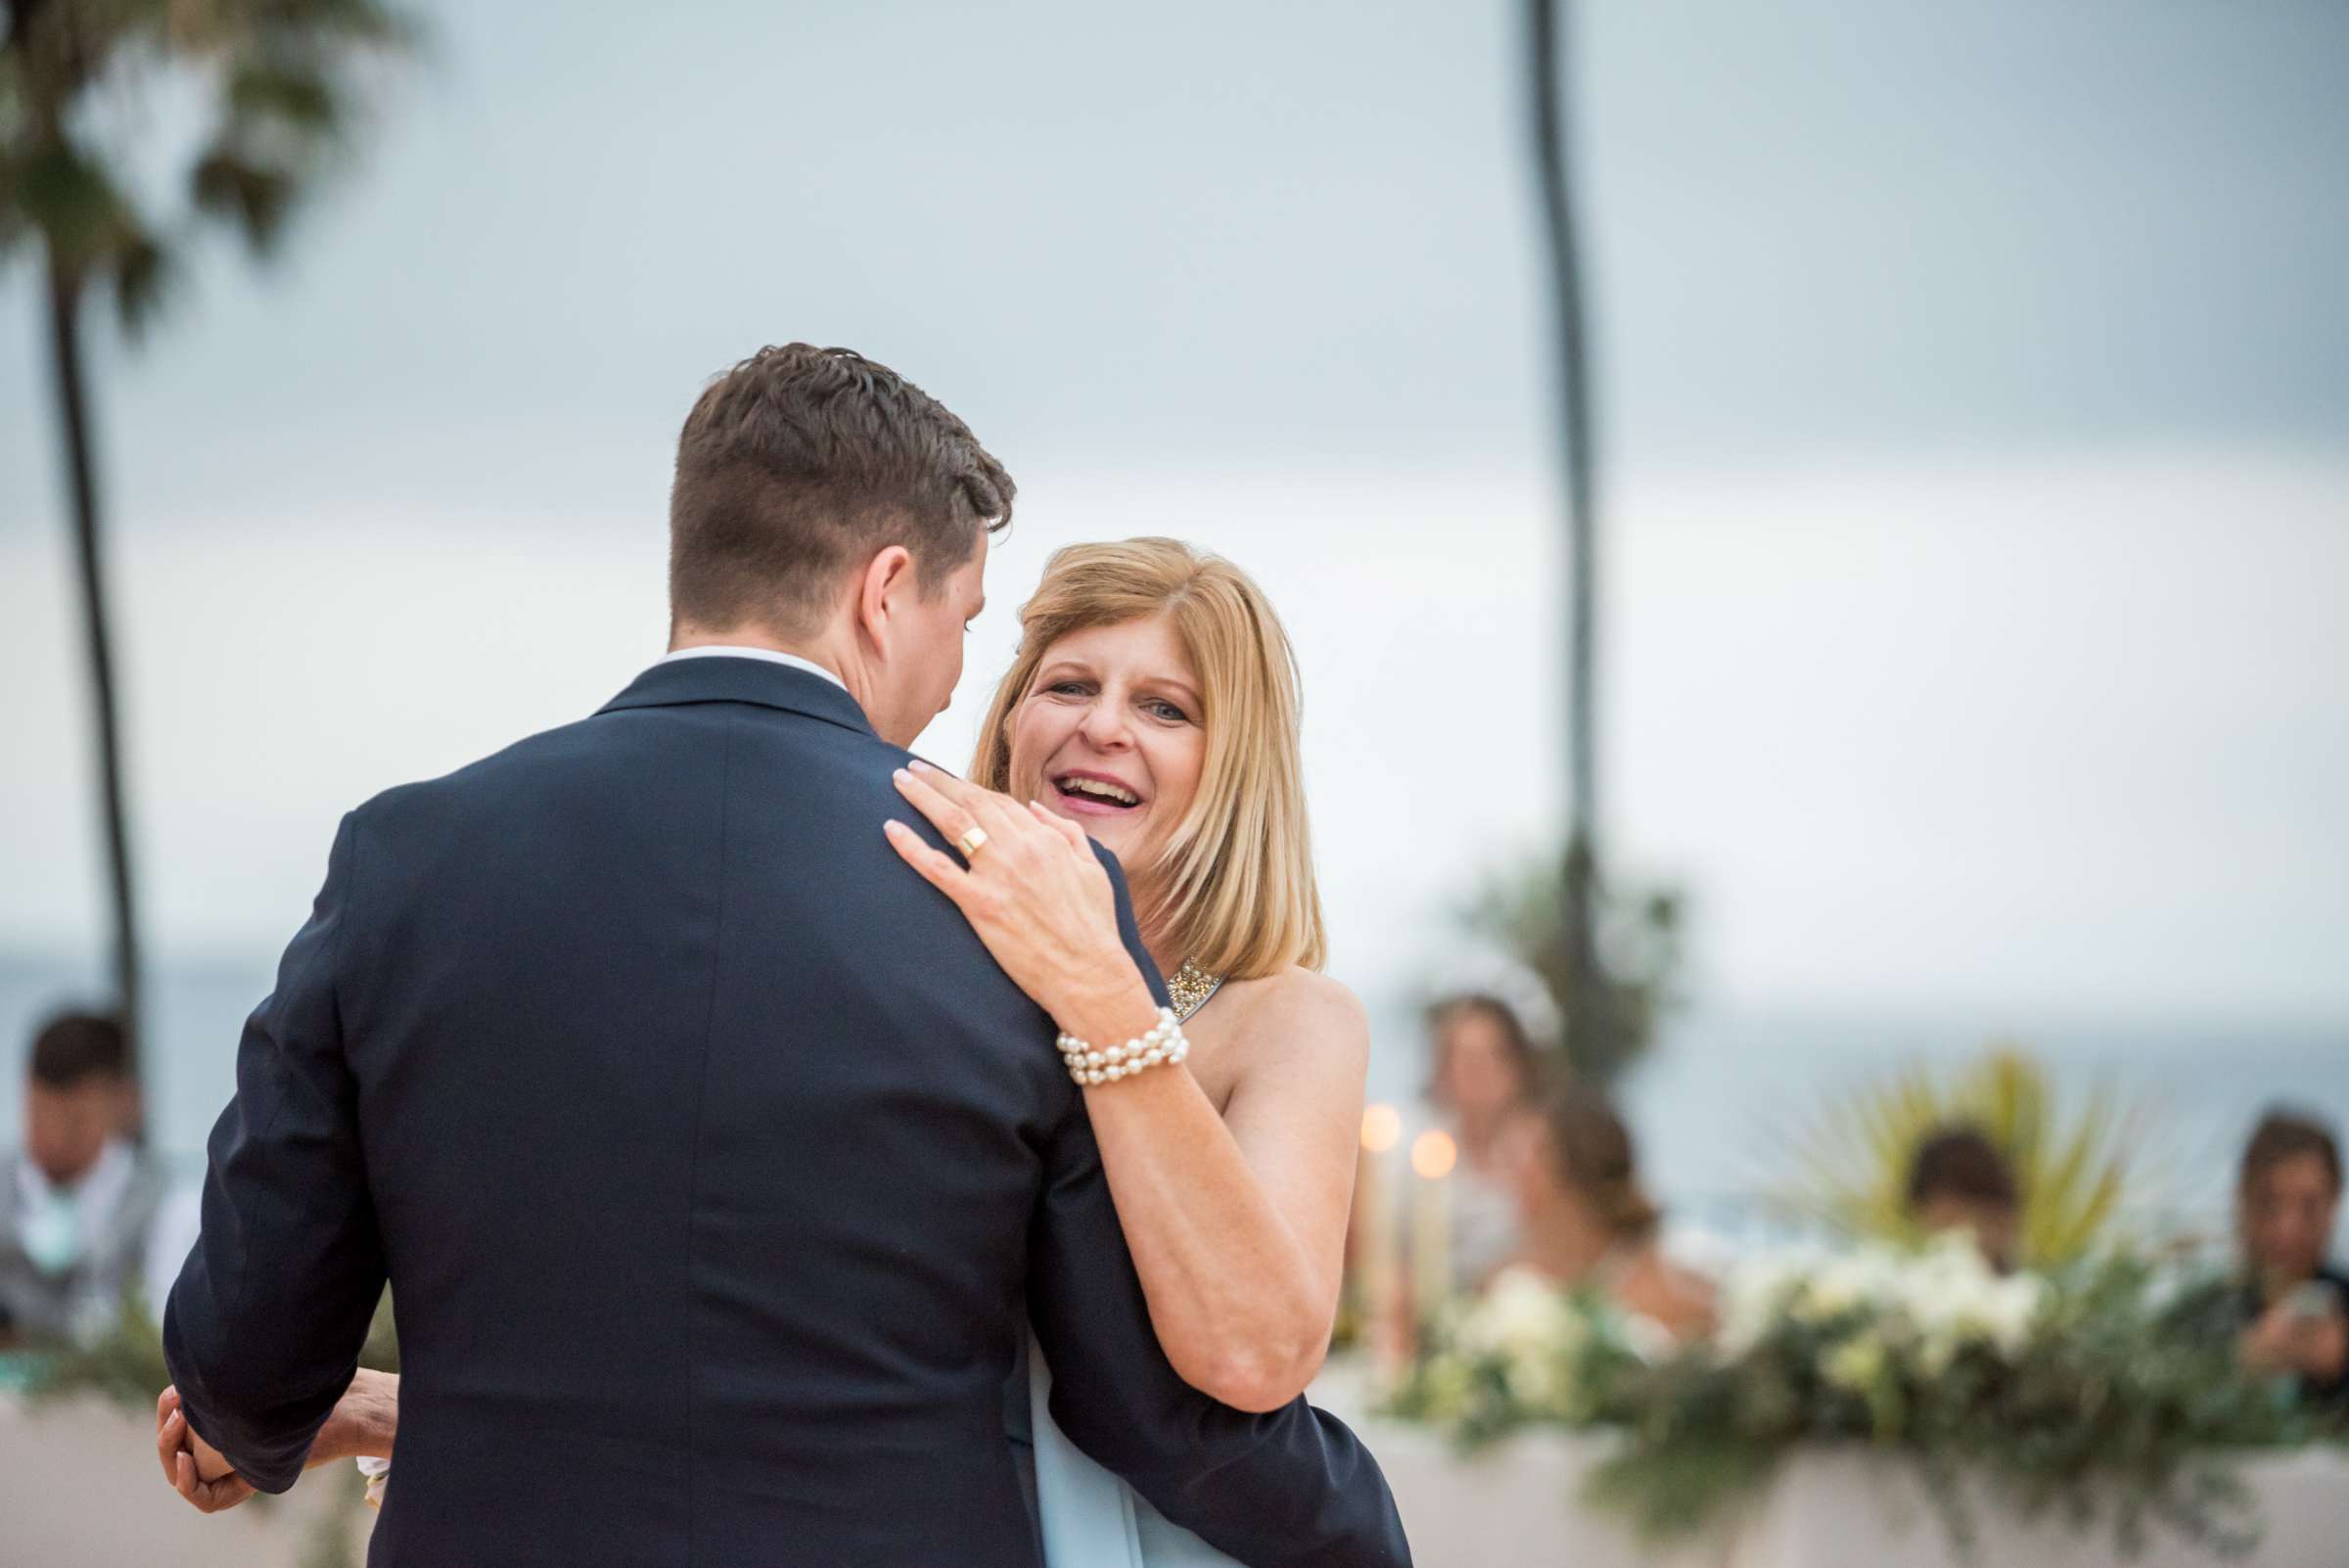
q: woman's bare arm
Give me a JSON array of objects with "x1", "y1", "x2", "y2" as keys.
[{"x1": 1075, "y1": 973, "x2": 1366, "y2": 1409}]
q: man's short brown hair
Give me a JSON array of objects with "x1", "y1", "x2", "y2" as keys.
[{"x1": 668, "y1": 345, "x2": 1013, "y2": 637}]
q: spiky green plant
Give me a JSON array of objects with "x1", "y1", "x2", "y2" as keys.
[{"x1": 1784, "y1": 1048, "x2": 2142, "y2": 1267}]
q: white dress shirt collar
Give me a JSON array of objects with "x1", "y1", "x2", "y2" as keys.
[{"x1": 659, "y1": 644, "x2": 848, "y2": 694}]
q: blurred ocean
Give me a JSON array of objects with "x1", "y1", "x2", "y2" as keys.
[{"x1": 6, "y1": 950, "x2": 2343, "y2": 1258}]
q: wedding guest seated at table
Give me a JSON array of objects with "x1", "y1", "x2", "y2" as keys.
[
  {"x1": 1905, "y1": 1124, "x2": 2022, "y2": 1272},
  {"x1": 0, "y1": 1011, "x2": 163, "y2": 1345},
  {"x1": 1503, "y1": 1085, "x2": 1714, "y2": 1343},
  {"x1": 2232, "y1": 1109, "x2": 2348, "y2": 1410},
  {"x1": 1424, "y1": 992, "x2": 1546, "y2": 1294}
]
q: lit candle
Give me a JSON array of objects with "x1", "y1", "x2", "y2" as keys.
[
  {"x1": 1354, "y1": 1105, "x2": 1404, "y2": 1364},
  {"x1": 1410, "y1": 1129, "x2": 1458, "y2": 1329}
]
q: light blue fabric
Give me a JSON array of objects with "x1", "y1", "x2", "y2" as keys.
[{"x1": 1030, "y1": 1340, "x2": 1245, "y2": 1568}]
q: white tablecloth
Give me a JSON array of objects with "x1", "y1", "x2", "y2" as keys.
[
  {"x1": 0, "y1": 1395, "x2": 371, "y2": 1568},
  {"x1": 1350, "y1": 1419, "x2": 2349, "y2": 1568},
  {"x1": 7, "y1": 1384, "x2": 2343, "y2": 1568},
  {"x1": 1307, "y1": 1361, "x2": 2348, "y2": 1568}
]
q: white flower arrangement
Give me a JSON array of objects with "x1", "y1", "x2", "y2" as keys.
[
  {"x1": 1728, "y1": 1233, "x2": 2047, "y2": 1370},
  {"x1": 1382, "y1": 1239, "x2": 2313, "y2": 1559}
]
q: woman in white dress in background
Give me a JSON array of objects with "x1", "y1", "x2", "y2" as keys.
[
  {"x1": 1420, "y1": 992, "x2": 1547, "y2": 1295},
  {"x1": 888, "y1": 536, "x2": 1369, "y2": 1567}
]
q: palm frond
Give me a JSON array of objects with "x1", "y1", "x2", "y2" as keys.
[
  {"x1": 2, "y1": 0, "x2": 419, "y2": 279},
  {"x1": 111, "y1": 226, "x2": 174, "y2": 335},
  {"x1": 227, "y1": 59, "x2": 342, "y2": 133},
  {"x1": 192, "y1": 146, "x2": 297, "y2": 250}
]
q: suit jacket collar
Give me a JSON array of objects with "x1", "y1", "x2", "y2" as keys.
[{"x1": 597, "y1": 655, "x2": 878, "y2": 740}]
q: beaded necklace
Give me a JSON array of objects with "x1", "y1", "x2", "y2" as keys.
[{"x1": 1166, "y1": 958, "x2": 1224, "y2": 1023}]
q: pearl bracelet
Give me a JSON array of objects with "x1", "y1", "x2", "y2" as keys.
[{"x1": 1057, "y1": 1006, "x2": 1188, "y2": 1086}]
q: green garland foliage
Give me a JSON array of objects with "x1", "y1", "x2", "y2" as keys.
[
  {"x1": 1384, "y1": 1247, "x2": 2331, "y2": 1560},
  {"x1": 23, "y1": 1287, "x2": 397, "y2": 1415},
  {"x1": 23, "y1": 1287, "x2": 173, "y2": 1415}
]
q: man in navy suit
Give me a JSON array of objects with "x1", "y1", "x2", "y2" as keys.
[{"x1": 159, "y1": 345, "x2": 1408, "y2": 1566}]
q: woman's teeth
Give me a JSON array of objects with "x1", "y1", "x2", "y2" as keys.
[{"x1": 1057, "y1": 776, "x2": 1139, "y2": 807}]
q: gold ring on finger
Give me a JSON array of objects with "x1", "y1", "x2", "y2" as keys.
[{"x1": 956, "y1": 826, "x2": 990, "y2": 860}]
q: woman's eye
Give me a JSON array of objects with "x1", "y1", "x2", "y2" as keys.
[
  {"x1": 1047, "y1": 680, "x2": 1090, "y2": 698},
  {"x1": 1145, "y1": 699, "x2": 1190, "y2": 723}
]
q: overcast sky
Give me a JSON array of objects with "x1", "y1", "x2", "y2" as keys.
[{"x1": 5, "y1": 0, "x2": 2345, "y2": 1058}]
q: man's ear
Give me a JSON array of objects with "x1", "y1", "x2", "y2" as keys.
[{"x1": 854, "y1": 545, "x2": 917, "y2": 654}]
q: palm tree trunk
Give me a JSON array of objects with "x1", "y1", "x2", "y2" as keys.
[
  {"x1": 42, "y1": 252, "x2": 145, "y2": 1082},
  {"x1": 1525, "y1": 0, "x2": 1608, "y2": 1068}
]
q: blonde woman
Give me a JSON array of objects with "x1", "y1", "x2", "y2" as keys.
[{"x1": 885, "y1": 537, "x2": 1367, "y2": 1567}]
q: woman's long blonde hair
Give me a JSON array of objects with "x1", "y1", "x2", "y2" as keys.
[{"x1": 970, "y1": 537, "x2": 1325, "y2": 979}]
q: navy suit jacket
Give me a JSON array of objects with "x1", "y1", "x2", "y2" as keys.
[{"x1": 163, "y1": 656, "x2": 1409, "y2": 1568}]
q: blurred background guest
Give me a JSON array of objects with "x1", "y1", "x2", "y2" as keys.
[
  {"x1": 1424, "y1": 992, "x2": 1545, "y2": 1293},
  {"x1": 1906, "y1": 1124, "x2": 2023, "y2": 1273},
  {"x1": 0, "y1": 1012, "x2": 162, "y2": 1344},
  {"x1": 2233, "y1": 1110, "x2": 2347, "y2": 1408},
  {"x1": 1505, "y1": 1085, "x2": 1714, "y2": 1344}
]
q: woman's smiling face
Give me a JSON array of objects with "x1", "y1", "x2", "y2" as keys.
[{"x1": 1007, "y1": 613, "x2": 1207, "y2": 874}]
